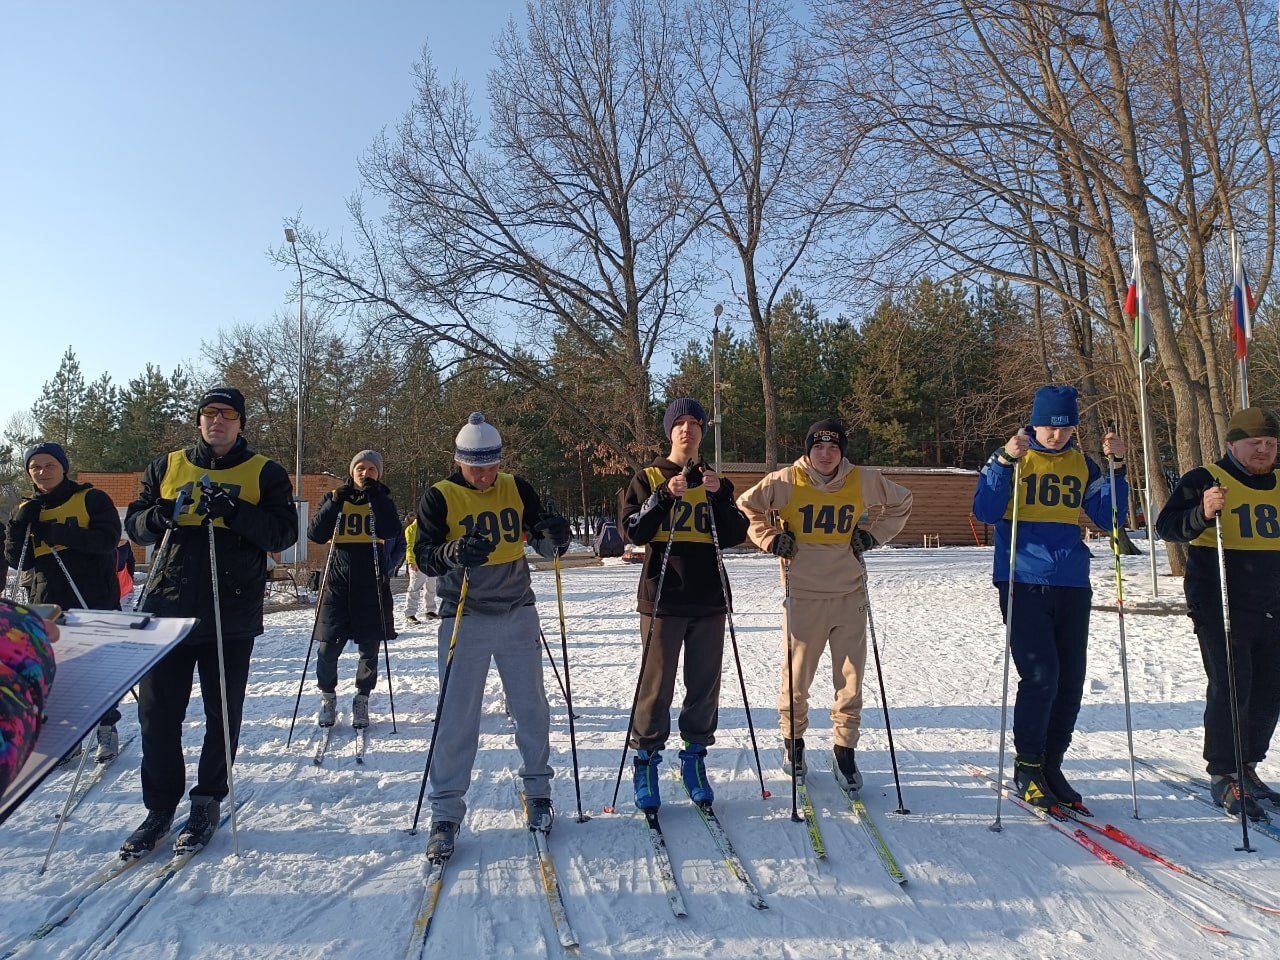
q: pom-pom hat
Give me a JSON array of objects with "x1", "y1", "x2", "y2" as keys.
[{"x1": 455, "y1": 413, "x2": 503, "y2": 466}]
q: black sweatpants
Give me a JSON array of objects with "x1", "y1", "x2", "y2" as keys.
[
  {"x1": 137, "y1": 634, "x2": 255, "y2": 811},
  {"x1": 1193, "y1": 607, "x2": 1280, "y2": 776},
  {"x1": 629, "y1": 613, "x2": 725, "y2": 753},
  {"x1": 998, "y1": 582, "x2": 1092, "y2": 759}
]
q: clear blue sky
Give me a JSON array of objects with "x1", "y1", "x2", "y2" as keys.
[{"x1": 1, "y1": 1, "x2": 527, "y2": 433}]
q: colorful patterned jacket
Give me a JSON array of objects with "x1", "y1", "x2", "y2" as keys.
[{"x1": 0, "y1": 600, "x2": 56, "y2": 797}]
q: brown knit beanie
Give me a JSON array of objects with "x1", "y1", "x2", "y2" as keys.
[{"x1": 1225, "y1": 406, "x2": 1280, "y2": 442}]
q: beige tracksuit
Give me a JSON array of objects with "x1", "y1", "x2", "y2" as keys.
[{"x1": 737, "y1": 458, "x2": 912, "y2": 747}]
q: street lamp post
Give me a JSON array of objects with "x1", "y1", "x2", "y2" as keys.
[
  {"x1": 712, "y1": 303, "x2": 723, "y2": 473},
  {"x1": 284, "y1": 228, "x2": 305, "y2": 580}
]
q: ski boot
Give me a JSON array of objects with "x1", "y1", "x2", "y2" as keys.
[
  {"x1": 525, "y1": 797, "x2": 554, "y2": 832},
  {"x1": 1211, "y1": 775, "x2": 1268, "y2": 821},
  {"x1": 318, "y1": 692, "x2": 337, "y2": 727},
  {"x1": 95, "y1": 723, "x2": 120, "y2": 764},
  {"x1": 833, "y1": 744, "x2": 864, "y2": 793},
  {"x1": 1014, "y1": 755, "x2": 1058, "y2": 809},
  {"x1": 1043, "y1": 752, "x2": 1088, "y2": 814},
  {"x1": 175, "y1": 796, "x2": 221, "y2": 852},
  {"x1": 352, "y1": 693, "x2": 370, "y2": 730},
  {"x1": 1245, "y1": 765, "x2": 1280, "y2": 806},
  {"x1": 679, "y1": 741, "x2": 714, "y2": 805},
  {"x1": 633, "y1": 749, "x2": 662, "y2": 811},
  {"x1": 425, "y1": 821, "x2": 458, "y2": 861},
  {"x1": 121, "y1": 808, "x2": 176, "y2": 859},
  {"x1": 782, "y1": 737, "x2": 806, "y2": 778}
]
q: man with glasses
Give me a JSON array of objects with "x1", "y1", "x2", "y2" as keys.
[{"x1": 122, "y1": 387, "x2": 297, "y2": 856}]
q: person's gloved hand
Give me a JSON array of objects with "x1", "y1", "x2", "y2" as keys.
[
  {"x1": 534, "y1": 514, "x2": 572, "y2": 549},
  {"x1": 332, "y1": 484, "x2": 359, "y2": 505},
  {"x1": 444, "y1": 533, "x2": 496, "y2": 568},
  {"x1": 202, "y1": 487, "x2": 240, "y2": 522},
  {"x1": 147, "y1": 498, "x2": 181, "y2": 534},
  {"x1": 29, "y1": 520, "x2": 53, "y2": 544},
  {"x1": 770, "y1": 530, "x2": 798, "y2": 559},
  {"x1": 12, "y1": 499, "x2": 42, "y2": 525},
  {"x1": 851, "y1": 528, "x2": 878, "y2": 556}
]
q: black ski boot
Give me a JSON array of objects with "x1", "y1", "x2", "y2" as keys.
[
  {"x1": 425, "y1": 821, "x2": 458, "y2": 861},
  {"x1": 1211, "y1": 775, "x2": 1269, "y2": 822},
  {"x1": 783, "y1": 738, "x2": 806, "y2": 778},
  {"x1": 1013, "y1": 755, "x2": 1059, "y2": 809},
  {"x1": 833, "y1": 744, "x2": 863, "y2": 793},
  {"x1": 1245, "y1": 765, "x2": 1280, "y2": 806},
  {"x1": 121, "y1": 808, "x2": 176, "y2": 859},
  {"x1": 175, "y1": 796, "x2": 221, "y2": 852},
  {"x1": 1043, "y1": 752, "x2": 1087, "y2": 812}
]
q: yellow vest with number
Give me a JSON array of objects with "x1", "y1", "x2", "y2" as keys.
[
  {"x1": 1002, "y1": 448, "x2": 1088, "y2": 523},
  {"x1": 434, "y1": 472, "x2": 526, "y2": 565},
  {"x1": 331, "y1": 499, "x2": 385, "y2": 545},
  {"x1": 644, "y1": 467, "x2": 713, "y2": 544},
  {"x1": 160, "y1": 450, "x2": 267, "y2": 530},
  {"x1": 30, "y1": 489, "x2": 91, "y2": 557},
  {"x1": 1192, "y1": 464, "x2": 1280, "y2": 550},
  {"x1": 780, "y1": 465, "x2": 865, "y2": 543}
]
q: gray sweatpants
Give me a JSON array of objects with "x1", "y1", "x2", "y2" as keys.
[{"x1": 428, "y1": 604, "x2": 553, "y2": 824}]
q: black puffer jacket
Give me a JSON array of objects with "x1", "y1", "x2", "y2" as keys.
[
  {"x1": 308, "y1": 479, "x2": 401, "y2": 643},
  {"x1": 124, "y1": 437, "x2": 297, "y2": 643},
  {"x1": 4, "y1": 479, "x2": 121, "y2": 610}
]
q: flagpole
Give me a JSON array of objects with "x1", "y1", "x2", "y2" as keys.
[
  {"x1": 1233, "y1": 232, "x2": 1251, "y2": 408},
  {"x1": 1137, "y1": 360, "x2": 1158, "y2": 597}
]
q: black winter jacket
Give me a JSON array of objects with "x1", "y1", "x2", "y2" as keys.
[
  {"x1": 5, "y1": 479, "x2": 121, "y2": 610},
  {"x1": 619, "y1": 458, "x2": 749, "y2": 617},
  {"x1": 1155, "y1": 454, "x2": 1280, "y2": 616},
  {"x1": 124, "y1": 437, "x2": 297, "y2": 643},
  {"x1": 308, "y1": 479, "x2": 401, "y2": 643}
]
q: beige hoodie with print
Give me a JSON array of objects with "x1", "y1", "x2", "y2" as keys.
[{"x1": 737, "y1": 457, "x2": 912, "y2": 599}]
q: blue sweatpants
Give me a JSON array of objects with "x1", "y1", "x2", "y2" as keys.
[{"x1": 997, "y1": 582, "x2": 1092, "y2": 759}]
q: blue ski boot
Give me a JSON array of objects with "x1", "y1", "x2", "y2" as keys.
[
  {"x1": 680, "y1": 741, "x2": 714, "y2": 805},
  {"x1": 633, "y1": 749, "x2": 662, "y2": 811}
]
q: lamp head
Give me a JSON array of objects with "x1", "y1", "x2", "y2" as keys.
[{"x1": 284, "y1": 227, "x2": 297, "y2": 244}]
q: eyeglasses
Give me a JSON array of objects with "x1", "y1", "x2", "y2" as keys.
[{"x1": 200, "y1": 406, "x2": 241, "y2": 421}]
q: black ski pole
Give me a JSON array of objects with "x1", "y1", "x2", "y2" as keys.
[
  {"x1": 410, "y1": 569, "x2": 470, "y2": 834},
  {"x1": 546, "y1": 497, "x2": 588, "y2": 823},
  {"x1": 776, "y1": 516, "x2": 801, "y2": 824},
  {"x1": 1213, "y1": 482, "x2": 1255, "y2": 852},
  {"x1": 707, "y1": 497, "x2": 770, "y2": 801},
  {"x1": 538, "y1": 626, "x2": 580, "y2": 719},
  {"x1": 856, "y1": 546, "x2": 909, "y2": 815},
  {"x1": 198, "y1": 475, "x2": 241, "y2": 856},
  {"x1": 133, "y1": 489, "x2": 188, "y2": 612},
  {"x1": 6, "y1": 526, "x2": 32, "y2": 601},
  {"x1": 47, "y1": 543, "x2": 88, "y2": 609},
  {"x1": 287, "y1": 538, "x2": 335, "y2": 748},
  {"x1": 603, "y1": 513, "x2": 678, "y2": 814},
  {"x1": 369, "y1": 506, "x2": 397, "y2": 734}
]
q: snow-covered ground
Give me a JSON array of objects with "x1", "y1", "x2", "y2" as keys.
[{"x1": 3, "y1": 546, "x2": 1279, "y2": 959}]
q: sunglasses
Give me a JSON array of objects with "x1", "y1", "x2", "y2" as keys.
[{"x1": 200, "y1": 406, "x2": 242, "y2": 421}]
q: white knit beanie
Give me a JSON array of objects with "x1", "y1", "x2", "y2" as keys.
[{"x1": 454, "y1": 413, "x2": 503, "y2": 466}]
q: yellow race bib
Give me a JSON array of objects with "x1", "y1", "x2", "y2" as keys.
[
  {"x1": 644, "y1": 467, "x2": 712, "y2": 544},
  {"x1": 779, "y1": 465, "x2": 865, "y2": 543},
  {"x1": 30, "y1": 489, "x2": 91, "y2": 557},
  {"x1": 1002, "y1": 448, "x2": 1089, "y2": 524},
  {"x1": 160, "y1": 450, "x2": 267, "y2": 529},
  {"x1": 434, "y1": 472, "x2": 527, "y2": 565},
  {"x1": 1192, "y1": 464, "x2": 1280, "y2": 550},
  {"x1": 331, "y1": 500, "x2": 386, "y2": 544}
]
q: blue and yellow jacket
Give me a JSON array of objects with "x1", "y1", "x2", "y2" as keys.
[{"x1": 972, "y1": 434, "x2": 1126, "y2": 587}]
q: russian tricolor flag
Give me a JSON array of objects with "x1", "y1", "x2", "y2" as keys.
[{"x1": 1232, "y1": 243, "x2": 1255, "y2": 362}]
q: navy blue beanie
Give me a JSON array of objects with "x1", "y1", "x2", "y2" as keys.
[
  {"x1": 24, "y1": 441, "x2": 70, "y2": 474},
  {"x1": 1029, "y1": 385, "x2": 1080, "y2": 427},
  {"x1": 663, "y1": 398, "x2": 708, "y2": 439}
]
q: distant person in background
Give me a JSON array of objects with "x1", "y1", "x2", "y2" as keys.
[
  {"x1": 403, "y1": 516, "x2": 438, "y2": 623},
  {"x1": 4, "y1": 442, "x2": 123, "y2": 763},
  {"x1": 307, "y1": 450, "x2": 402, "y2": 730},
  {"x1": 0, "y1": 599, "x2": 59, "y2": 804},
  {"x1": 972, "y1": 385, "x2": 1126, "y2": 811},
  {"x1": 1156, "y1": 406, "x2": 1280, "y2": 821}
]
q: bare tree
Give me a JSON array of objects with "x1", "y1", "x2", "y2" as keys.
[
  {"x1": 668, "y1": 0, "x2": 853, "y2": 467},
  {"x1": 290, "y1": 0, "x2": 702, "y2": 467}
]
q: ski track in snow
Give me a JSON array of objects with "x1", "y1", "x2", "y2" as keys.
[{"x1": 3, "y1": 547, "x2": 1280, "y2": 958}]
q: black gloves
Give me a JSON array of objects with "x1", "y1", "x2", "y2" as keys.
[
  {"x1": 770, "y1": 530, "x2": 798, "y2": 559},
  {"x1": 681, "y1": 460, "x2": 706, "y2": 488},
  {"x1": 534, "y1": 514, "x2": 572, "y2": 549},
  {"x1": 332, "y1": 484, "x2": 359, "y2": 505},
  {"x1": 147, "y1": 498, "x2": 181, "y2": 535},
  {"x1": 201, "y1": 486, "x2": 240, "y2": 522},
  {"x1": 851, "y1": 528, "x2": 878, "y2": 556},
  {"x1": 12, "y1": 499, "x2": 42, "y2": 525},
  {"x1": 28, "y1": 520, "x2": 55, "y2": 545},
  {"x1": 444, "y1": 533, "x2": 495, "y2": 568}
]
